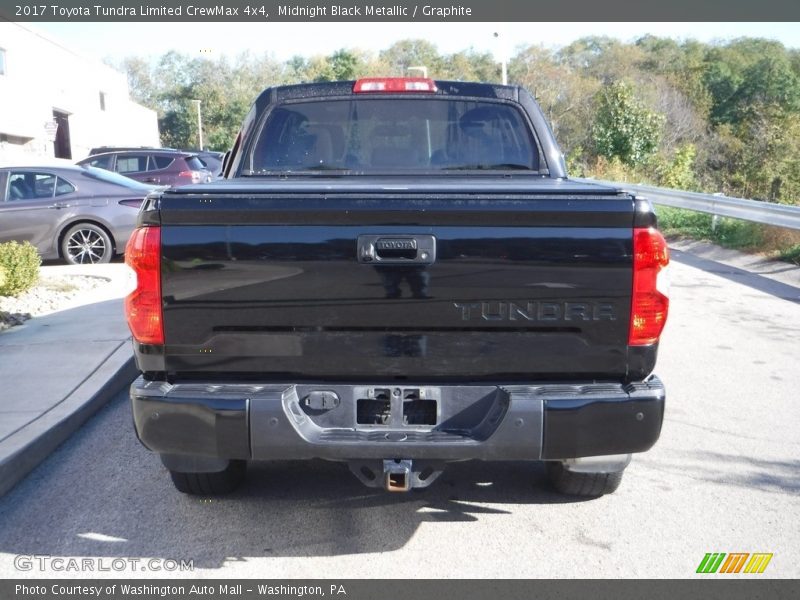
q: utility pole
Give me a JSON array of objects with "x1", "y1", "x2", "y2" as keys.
[
  {"x1": 493, "y1": 32, "x2": 508, "y2": 85},
  {"x1": 191, "y1": 100, "x2": 203, "y2": 150}
]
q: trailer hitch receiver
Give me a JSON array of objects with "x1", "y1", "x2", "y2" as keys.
[{"x1": 384, "y1": 459, "x2": 412, "y2": 492}]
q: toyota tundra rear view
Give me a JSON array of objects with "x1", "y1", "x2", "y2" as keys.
[{"x1": 125, "y1": 78, "x2": 669, "y2": 496}]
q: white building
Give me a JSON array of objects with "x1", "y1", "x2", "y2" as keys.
[{"x1": 0, "y1": 22, "x2": 159, "y2": 166}]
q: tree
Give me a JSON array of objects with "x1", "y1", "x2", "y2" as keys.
[
  {"x1": 732, "y1": 107, "x2": 800, "y2": 203},
  {"x1": 592, "y1": 81, "x2": 665, "y2": 167},
  {"x1": 441, "y1": 49, "x2": 499, "y2": 82},
  {"x1": 733, "y1": 55, "x2": 800, "y2": 118},
  {"x1": 329, "y1": 49, "x2": 360, "y2": 80},
  {"x1": 113, "y1": 37, "x2": 800, "y2": 206},
  {"x1": 559, "y1": 36, "x2": 645, "y2": 83},
  {"x1": 119, "y1": 51, "x2": 287, "y2": 150},
  {"x1": 636, "y1": 36, "x2": 713, "y2": 119},
  {"x1": 703, "y1": 38, "x2": 793, "y2": 125},
  {"x1": 509, "y1": 45, "x2": 599, "y2": 156},
  {"x1": 658, "y1": 143, "x2": 696, "y2": 190},
  {"x1": 378, "y1": 39, "x2": 443, "y2": 77},
  {"x1": 118, "y1": 56, "x2": 158, "y2": 108},
  {"x1": 649, "y1": 77, "x2": 706, "y2": 150}
]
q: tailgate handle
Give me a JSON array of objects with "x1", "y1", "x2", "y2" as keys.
[{"x1": 358, "y1": 235, "x2": 436, "y2": 265}]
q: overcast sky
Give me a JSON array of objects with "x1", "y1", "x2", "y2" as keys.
[{"x1": 34, "y1": 22, "x2": 800, "y2": 63}]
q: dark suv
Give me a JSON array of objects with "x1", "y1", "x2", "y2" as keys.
[{"x1": 77, "y1": 149, "x2": 211, "y2": 187}]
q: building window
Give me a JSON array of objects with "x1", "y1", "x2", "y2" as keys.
[
  {"x1": 99, "y1": 91, "x2": 106, "y2": 111},
  {"x1": 0, "y1": 48, "x2": 6, "y2": 75}
]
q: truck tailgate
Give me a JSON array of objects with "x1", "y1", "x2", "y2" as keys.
[{"x1": 156, "y1": 180, "x2": 635, "y2": 381}]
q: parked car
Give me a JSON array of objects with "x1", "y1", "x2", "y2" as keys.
[
  {"x1": 0, "y1": 165, "x2": 154, "y2": 264},
  {"x1": 88, "y1": 146, "x2": 171, "y2": 155},
  {"x1": 76, "y1": 149, "x2": 211, "y2": 187},
  {"x1": 188, "y1": 150, "x2": 225, "y2": 177}
]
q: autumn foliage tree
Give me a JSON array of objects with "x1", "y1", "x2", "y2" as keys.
[{"x1": 117, "y1": 36, "x2": 800, "y2": 206}]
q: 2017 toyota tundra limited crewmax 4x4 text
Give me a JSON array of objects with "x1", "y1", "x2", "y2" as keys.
[{"x1": 125, "y1": 78, "x2": 669, "y2": 497}]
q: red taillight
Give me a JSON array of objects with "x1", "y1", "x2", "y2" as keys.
[
  {"x1": 629, "y1": 227, "x2": 670, "y2": 346},
  {"x1": 125, "y1": 226, "x2": 163, "y2": 345},
  {"x1": 178, "y1": 170, "x2": 202, "y2": 183},
  {"x1": 353, "y1": 77, "x2": 437, "y2": 93}
]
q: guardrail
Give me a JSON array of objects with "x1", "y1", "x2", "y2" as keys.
[{"x1": 576, "y1": 178, "x2": 800, "y2": 231}]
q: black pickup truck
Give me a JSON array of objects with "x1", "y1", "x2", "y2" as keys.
[{"x1": 126, "y1": 78, "x2": 669, "y2": 497}]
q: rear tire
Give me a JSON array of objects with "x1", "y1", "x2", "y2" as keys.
[
  {"x1": 61, "y1": 223, "x2": 114, "y2": 265},
  {"x1": 545, "y1": 462, "x2": 624, "y2": 496},
  {"x1": 169, "y1": 460, "x2": 247, "y2": 495}
]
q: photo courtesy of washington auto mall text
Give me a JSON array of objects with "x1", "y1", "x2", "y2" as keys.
[{"x1": 14, "y1": 584, "x2": 348, "y2": 597}]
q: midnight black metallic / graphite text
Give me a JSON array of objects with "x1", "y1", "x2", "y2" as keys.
[{"x1": 278, "y1": 4, "x2": 472, "y2": 18}]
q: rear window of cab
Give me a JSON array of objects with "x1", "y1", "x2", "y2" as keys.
[{"x1": 247, "y1": 98, "x2": 541, "y2": 174}]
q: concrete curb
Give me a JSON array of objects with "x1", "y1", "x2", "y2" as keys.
[
  {"x1": 668, "y1": 239, "x2": 800, "y2": 290},
  {"x1": 0, "y1": 340, "x2": 137, "y2": 497},
  {"x1": 668, "y1": 239, "x2": 800, "y2": 304}
]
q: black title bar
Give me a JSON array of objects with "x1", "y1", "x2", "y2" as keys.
[
  {"x1": 3, "y1": 580, "x2": 800, "y2": 600},
  {"x1": 2, "y1": 0, "x2": 800, "y2": 22}
]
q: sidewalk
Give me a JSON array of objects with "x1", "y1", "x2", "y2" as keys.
[
  {"x1": 668, "y1": 239, "x2": 800, "y2": 291},
  {"x1": 0, "y1": 264, "x2": 137, "y2": 496}
]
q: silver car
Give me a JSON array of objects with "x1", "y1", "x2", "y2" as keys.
[{"x1": 0, "y1": 165, "x2": 154, "y2": 264}]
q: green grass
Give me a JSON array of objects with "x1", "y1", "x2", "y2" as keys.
[
  {"x1": 656, "y1": 207, "x2": 714, "y2": 239},
  {"x1": 656, "y1": 206, "x2": 764, "y2": 249},
  {"x1": 655, "y1": 206, "x2": 800, "y2": 265},
  {"x1": 777, "y1": 244, "x2": 800, "y2": 266}
]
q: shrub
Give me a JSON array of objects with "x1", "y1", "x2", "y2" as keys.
[
  {"x1": 656, "y1": 206, "x2": 713, "y2": 239},
  {"x1": 779, "y1": 244, "x2": 800, "y2": 266},
  {"x1": 592, "y1": 80, "x2": 665, "y2": 167},
  {"x1": 657, "y1": 144, "x2": 697, "y2": 190},
  {"x1": 0, "y1": 241, "x2": 41, "y2": 297},
  {"x1": 657, "y1": 207, "x2": 765, "y2": 249}
]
